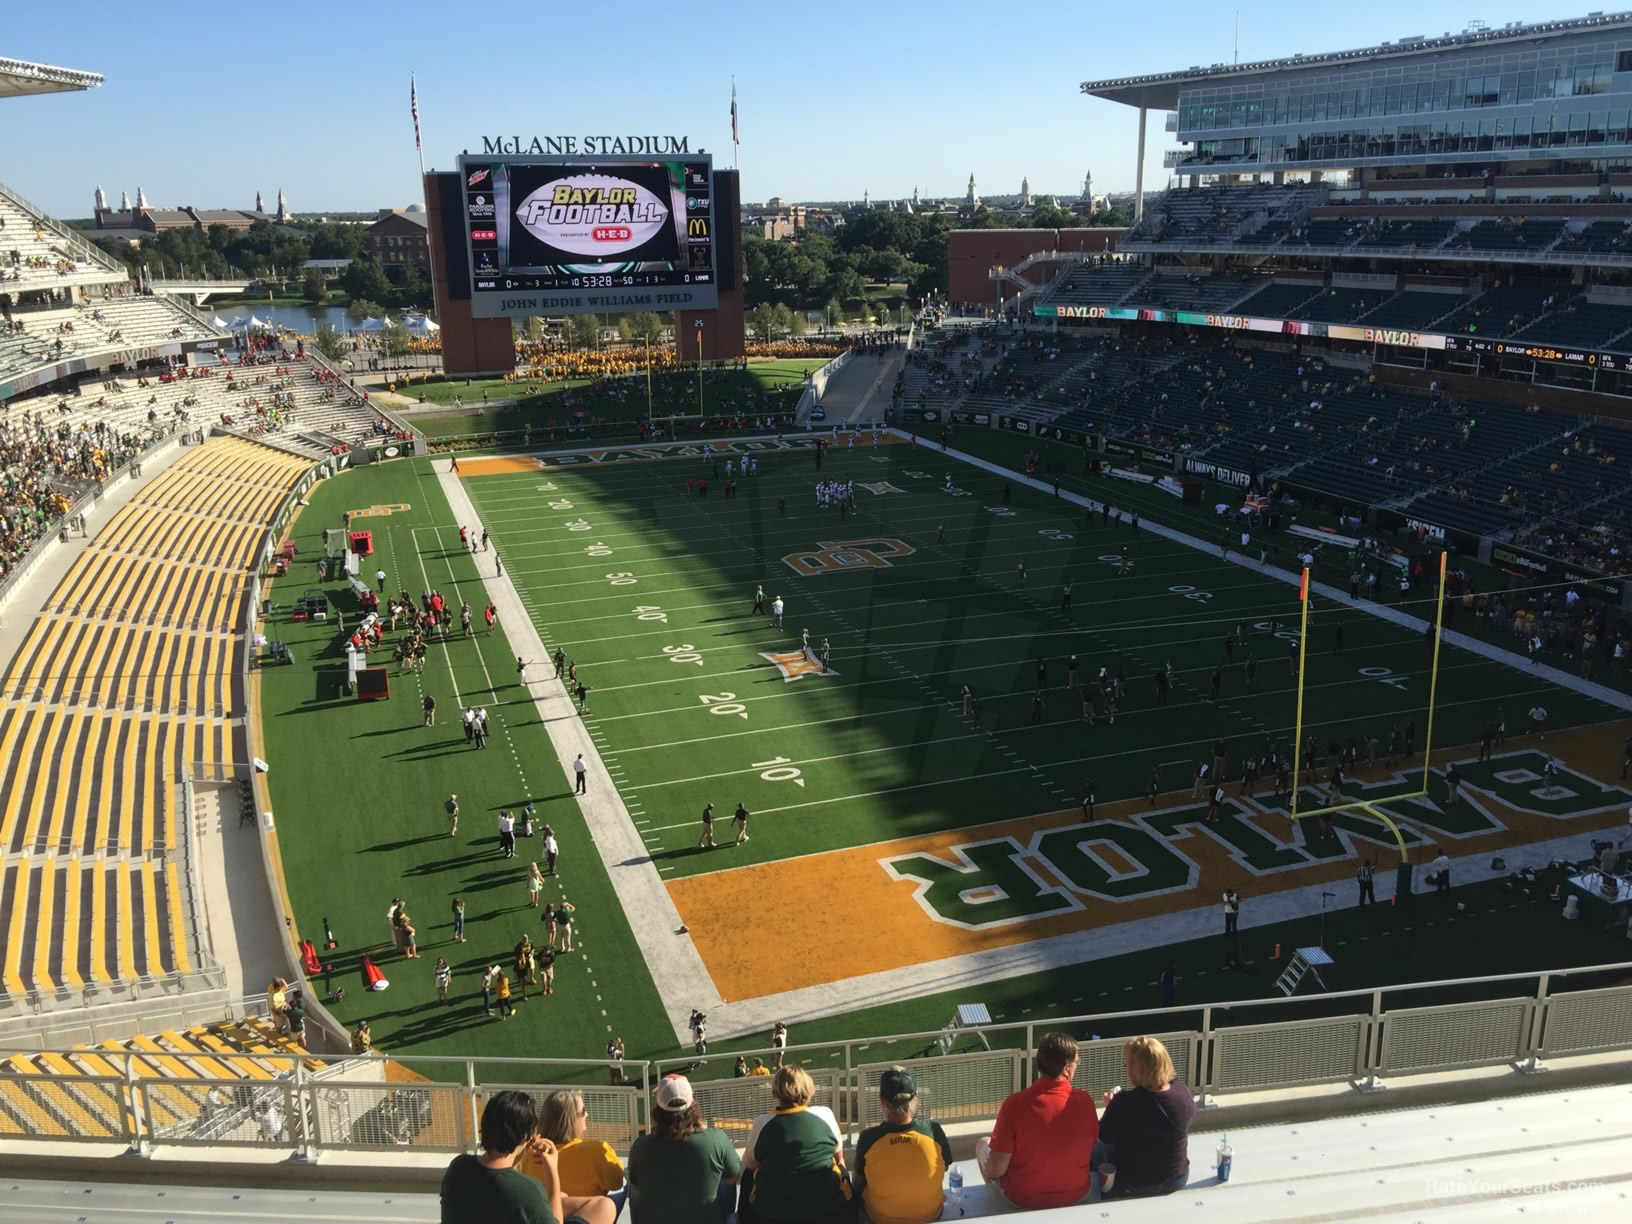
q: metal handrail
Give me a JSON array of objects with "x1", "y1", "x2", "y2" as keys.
[{"x1": 0, "y1": 178, "x2": 127, "y2": 275}]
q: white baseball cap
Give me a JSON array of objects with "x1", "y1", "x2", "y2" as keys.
[{"x1": 654, "y1": 1074, "x2": 694, "y2": 1112}]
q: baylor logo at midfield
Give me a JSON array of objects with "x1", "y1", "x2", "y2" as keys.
[
  {"x1": 782, "y1": 538, "x2": 915, "y2": 577},
  {"x1": 881, "y1": 752, "x2": 1630, "y2": 930}
]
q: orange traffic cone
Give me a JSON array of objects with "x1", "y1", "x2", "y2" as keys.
[{"x1": 361, "y1": 955, "x2": 389, "y2": 992}]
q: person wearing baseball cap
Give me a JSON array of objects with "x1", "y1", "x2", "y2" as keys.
[
  {"x1": 628, "y1": 1074, "x2": 742, "y2": 1223},
  {"x1": 853, "y1": 1067, "x2": 951, "y2": 1224}
]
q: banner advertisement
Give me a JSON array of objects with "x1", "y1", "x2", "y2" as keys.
[
  {"x1": 1104, "y1": 439, "x2": 1175, "y2": 466},
  {"x1": 1489, "y1": 542, "x2": 1623, "y2": 600},
  {"x1": 1184, "y1": 458, "x2": 1252, "y2": 487}
]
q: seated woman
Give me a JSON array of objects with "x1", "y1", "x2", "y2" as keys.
[
  {"x1": 1096, "y1": 1036, "x2": 1196, "y2": 1198},
  {"x1": 628, "y1": 1075, "x2": 741, "y2": 1222},
  {"x1": 522, "y1": 1089, "x2": 626, "y2": 1216},
  {"x1": 740, "y1": 1065, "x2": 853, "y2": 1223}
]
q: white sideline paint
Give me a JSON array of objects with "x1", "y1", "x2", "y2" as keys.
[{"x1": 437, "y1": 461, "x2": 719, "y2": 1046}]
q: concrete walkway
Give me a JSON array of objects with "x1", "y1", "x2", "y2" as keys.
[
  {"x1": 435, "y1": 460, "x2": 716, "y2": 1045},
  {"x1": 816, "y1": 350, "x2": 902, "y2": 424}
]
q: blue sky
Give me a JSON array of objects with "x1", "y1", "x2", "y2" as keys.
[{"x1": 3, "y1": 1, "x2": 1593, "y2": 218}]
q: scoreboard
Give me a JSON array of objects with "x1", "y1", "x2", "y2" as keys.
[{"x1": 458, "y1": 154, "x2": 718, "y2": 319}]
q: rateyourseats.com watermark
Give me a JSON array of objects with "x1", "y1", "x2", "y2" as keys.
[{"x1": 1427, "y1": 1178, "x2": 1609, "y2": 1212}]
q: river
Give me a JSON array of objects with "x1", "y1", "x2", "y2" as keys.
[{"x1": 201, "y1": 302, "x2": 433, "y2": 335}]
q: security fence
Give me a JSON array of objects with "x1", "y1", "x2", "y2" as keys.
[{"x1": 2, "y1": 961, "x2": 1629, "y2": 1158}]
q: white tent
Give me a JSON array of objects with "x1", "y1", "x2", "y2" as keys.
[
  {"x1": 402, "y1": 316, "x2": 440, "y2": 334},
  {"x1": 353, "y1": 316, "x2": 393, "y2": 333}
]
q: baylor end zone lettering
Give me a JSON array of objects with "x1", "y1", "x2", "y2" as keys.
[
  {"x1": 882, "y1": 839, "x2": 1082, "y2": 931},
  {"x1": 881, "y1": 753, "x2": 1632, "y2": 930}
]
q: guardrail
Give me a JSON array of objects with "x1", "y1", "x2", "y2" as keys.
[{"x1": 3, "y1": 960, "x2": 1628, "y2": 1156}]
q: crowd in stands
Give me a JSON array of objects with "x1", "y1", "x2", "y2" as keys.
[
  {"x1": 442, "y1": 1032, "x2": 1195, "y2": 1223},
  {"x1": 0, "y1": 409, "x2": 146, "y2": 583}
]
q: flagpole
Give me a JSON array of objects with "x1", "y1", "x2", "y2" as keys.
[{"x1": 412, "y1": 74, "x2": 427, "y2": 183}]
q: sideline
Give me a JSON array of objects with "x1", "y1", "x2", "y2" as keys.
[
  {"x1": 898, "y1": 428, "x2": 1632, "y2": 716},
  {"x1": 435, "y1": 459, "x2": 715, "y2": 1044}
]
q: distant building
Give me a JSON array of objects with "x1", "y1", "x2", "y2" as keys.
[
  {"x1": 741, "y1": 199, "x2": 812, "y2": 240},
  {"x1": 367, "y1": 207, "x2": 430, "y2": 271},
  {"x1": 89, "y1": 185, "x2": 285, "y2": 239}
]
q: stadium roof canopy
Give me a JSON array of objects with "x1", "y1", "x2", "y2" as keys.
[
  {"x1": 1080, "y1": 10, "x2": 1632, "y2": 111},
  {"x1": 0, "y1": 56, "x2": 103, "y2": 99}
]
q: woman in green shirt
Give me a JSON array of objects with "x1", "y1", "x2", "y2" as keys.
[{"x1": 628, "y1": 1074, "x2": 741, "y2": 1224}]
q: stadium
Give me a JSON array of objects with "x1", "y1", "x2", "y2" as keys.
[{"x1": 4, "y1": 15, "x2": 1632, "y2": 1223}]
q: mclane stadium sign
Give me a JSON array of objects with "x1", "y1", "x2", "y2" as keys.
[{"x1": 479, "y1": 135, "x2": 691, "y2": 156}]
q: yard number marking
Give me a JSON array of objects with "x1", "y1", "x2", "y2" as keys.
[
  {"x1": 565, "y1": 518, "x2": 592, "y2": 532},
  {"x1": 607, "y1": 571, "x2": 638, "y2": 586},
  {"x1": 585, "y1": 542, "x2": 613, "y2": 557},
  {"x1": 753, "y1": 756, "x2": 806, "y2": 787},
  {"x1": 633, "y1": 605, "x2": 668, "y2": 623},
  {"x1": 700, "y1": 692, "x2": 748, "y2": 718},
  {"x1": 664, "y1": 644, "x2": 704, "y2": 665}
]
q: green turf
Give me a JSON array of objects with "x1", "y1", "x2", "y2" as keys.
[
  {"x1": 461, "y1": 439, "x2": 1620, "y2": 885},
  {"x1": 256, "y1": 461, "x2": 673, "y2": 1072},
  {"x1": 256, "y1": 435, "x2": 1627, "y2": 1080},
  {"x1": 409, "y1": 359, "x2": 827, "y2": 439}
]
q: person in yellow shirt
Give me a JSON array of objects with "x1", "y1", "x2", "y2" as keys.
[
  {"x1": 522, "y1": 1089, "x2": 627, "y2": 1214},
  {"x1": 854, "y1": 1067, "x2": 951, "y2": 1224}
]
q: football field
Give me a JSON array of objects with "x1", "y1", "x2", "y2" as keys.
[{"x1": 456, "y1": 433, "x2": 1632, "y2": 1019}]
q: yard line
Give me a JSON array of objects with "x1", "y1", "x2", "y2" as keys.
[{"x1": 624, "y1": 728, "x2": 992, "y2": 792}]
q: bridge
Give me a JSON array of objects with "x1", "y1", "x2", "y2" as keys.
[{"x1": 149, "y1": 278, "x2": 254, "y2": 304}]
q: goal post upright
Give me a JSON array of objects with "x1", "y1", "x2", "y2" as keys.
[
  {"x1": 1288, "y1": 567, "x2": 1313, "y2": 833},
  {"x1": 1420, "y1": 549, "x2": 1450, "y2": 800}
]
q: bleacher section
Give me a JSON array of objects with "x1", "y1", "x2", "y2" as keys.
[
  {"x1": 0, "y1": 1013, "x2": 322, "y2": 1141},
  {"x1": 1131, "y1": 274, "x2": 1262, "y2": 313},
  {"x1": 1455, "y1": 217, "x2": 1565, "y2": 252},
  {"x1": 0, "y1": 181, "x2": 125, "y2": 292},
  {"x1": 1, "y1": 292, "x2": 223, "y2": 388},
  {"x1": 1230, "y1": 280, "x2": 1325, "y2": 318},
  {"x1": 1509, "y1": 297, "x2": 1632, "y2": 351},
  {"x1": 1406, "y1": 422, "x2": 1632, "y2": 537},
  {"x1": 0, "y1": 437, "x2": 310, "y2": 1004},
  {"x1": 1040, "y1": 261, "x2": 1150, "y2": 306},
  {"x1": 1355, "y1": 291, "x2": 1463, "y2": 331},
  {"x1": 1133, "y1": 185, "x2": 1316, "y2": 247},
  {"x1": 1431, "y1": 285, "x2": 1559, "y2": 337}
]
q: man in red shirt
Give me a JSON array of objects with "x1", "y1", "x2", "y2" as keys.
[{"x1": 978, "y1": 1032, "x2": 1099, "y2": 1208}]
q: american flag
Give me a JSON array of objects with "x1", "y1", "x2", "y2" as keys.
[
  {"x1": 411, "y1": 75, "x2": 421, "y2": 151},
  {"x1": 730, "y1": 82, "x2": 738, "y2": 148}
]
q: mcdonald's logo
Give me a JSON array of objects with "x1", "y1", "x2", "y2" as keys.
[{"x1": 687, "y1": 217, "x2": 709, "y2": 238}]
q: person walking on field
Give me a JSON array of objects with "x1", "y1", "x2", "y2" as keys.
[
  {"x1": 445, "y1": 793, "x2": 459, "y2": 837},
  {"x1": 573, "y1": 753, "x2": 587, "y2": 794},
  {"x1": 542, "y1": 826, "x2": 558, "y2": 876},
  {"x1": 753, "y1": 584, "x2": 765, "y2": 615},
  {"x1": 698, "y1": 802, "x2": 716, "y2": 848},
  {"x1": 555, "y1": 900, "x2": 577, "y2": 952},
  {"x1": 734, "y1": 801, "x2": 750, "y2": 845},
  {"x1": 528, "y1": 862, "x2": 544, "y2": 909}
]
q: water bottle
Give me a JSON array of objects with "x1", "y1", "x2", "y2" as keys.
[
  {"x1": 1216, "y1": 1134, "x2": 1233, "y2": 1184},
  {"x1": 947, "y1": 1163, "x2": 964, "y2": 1214}
]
